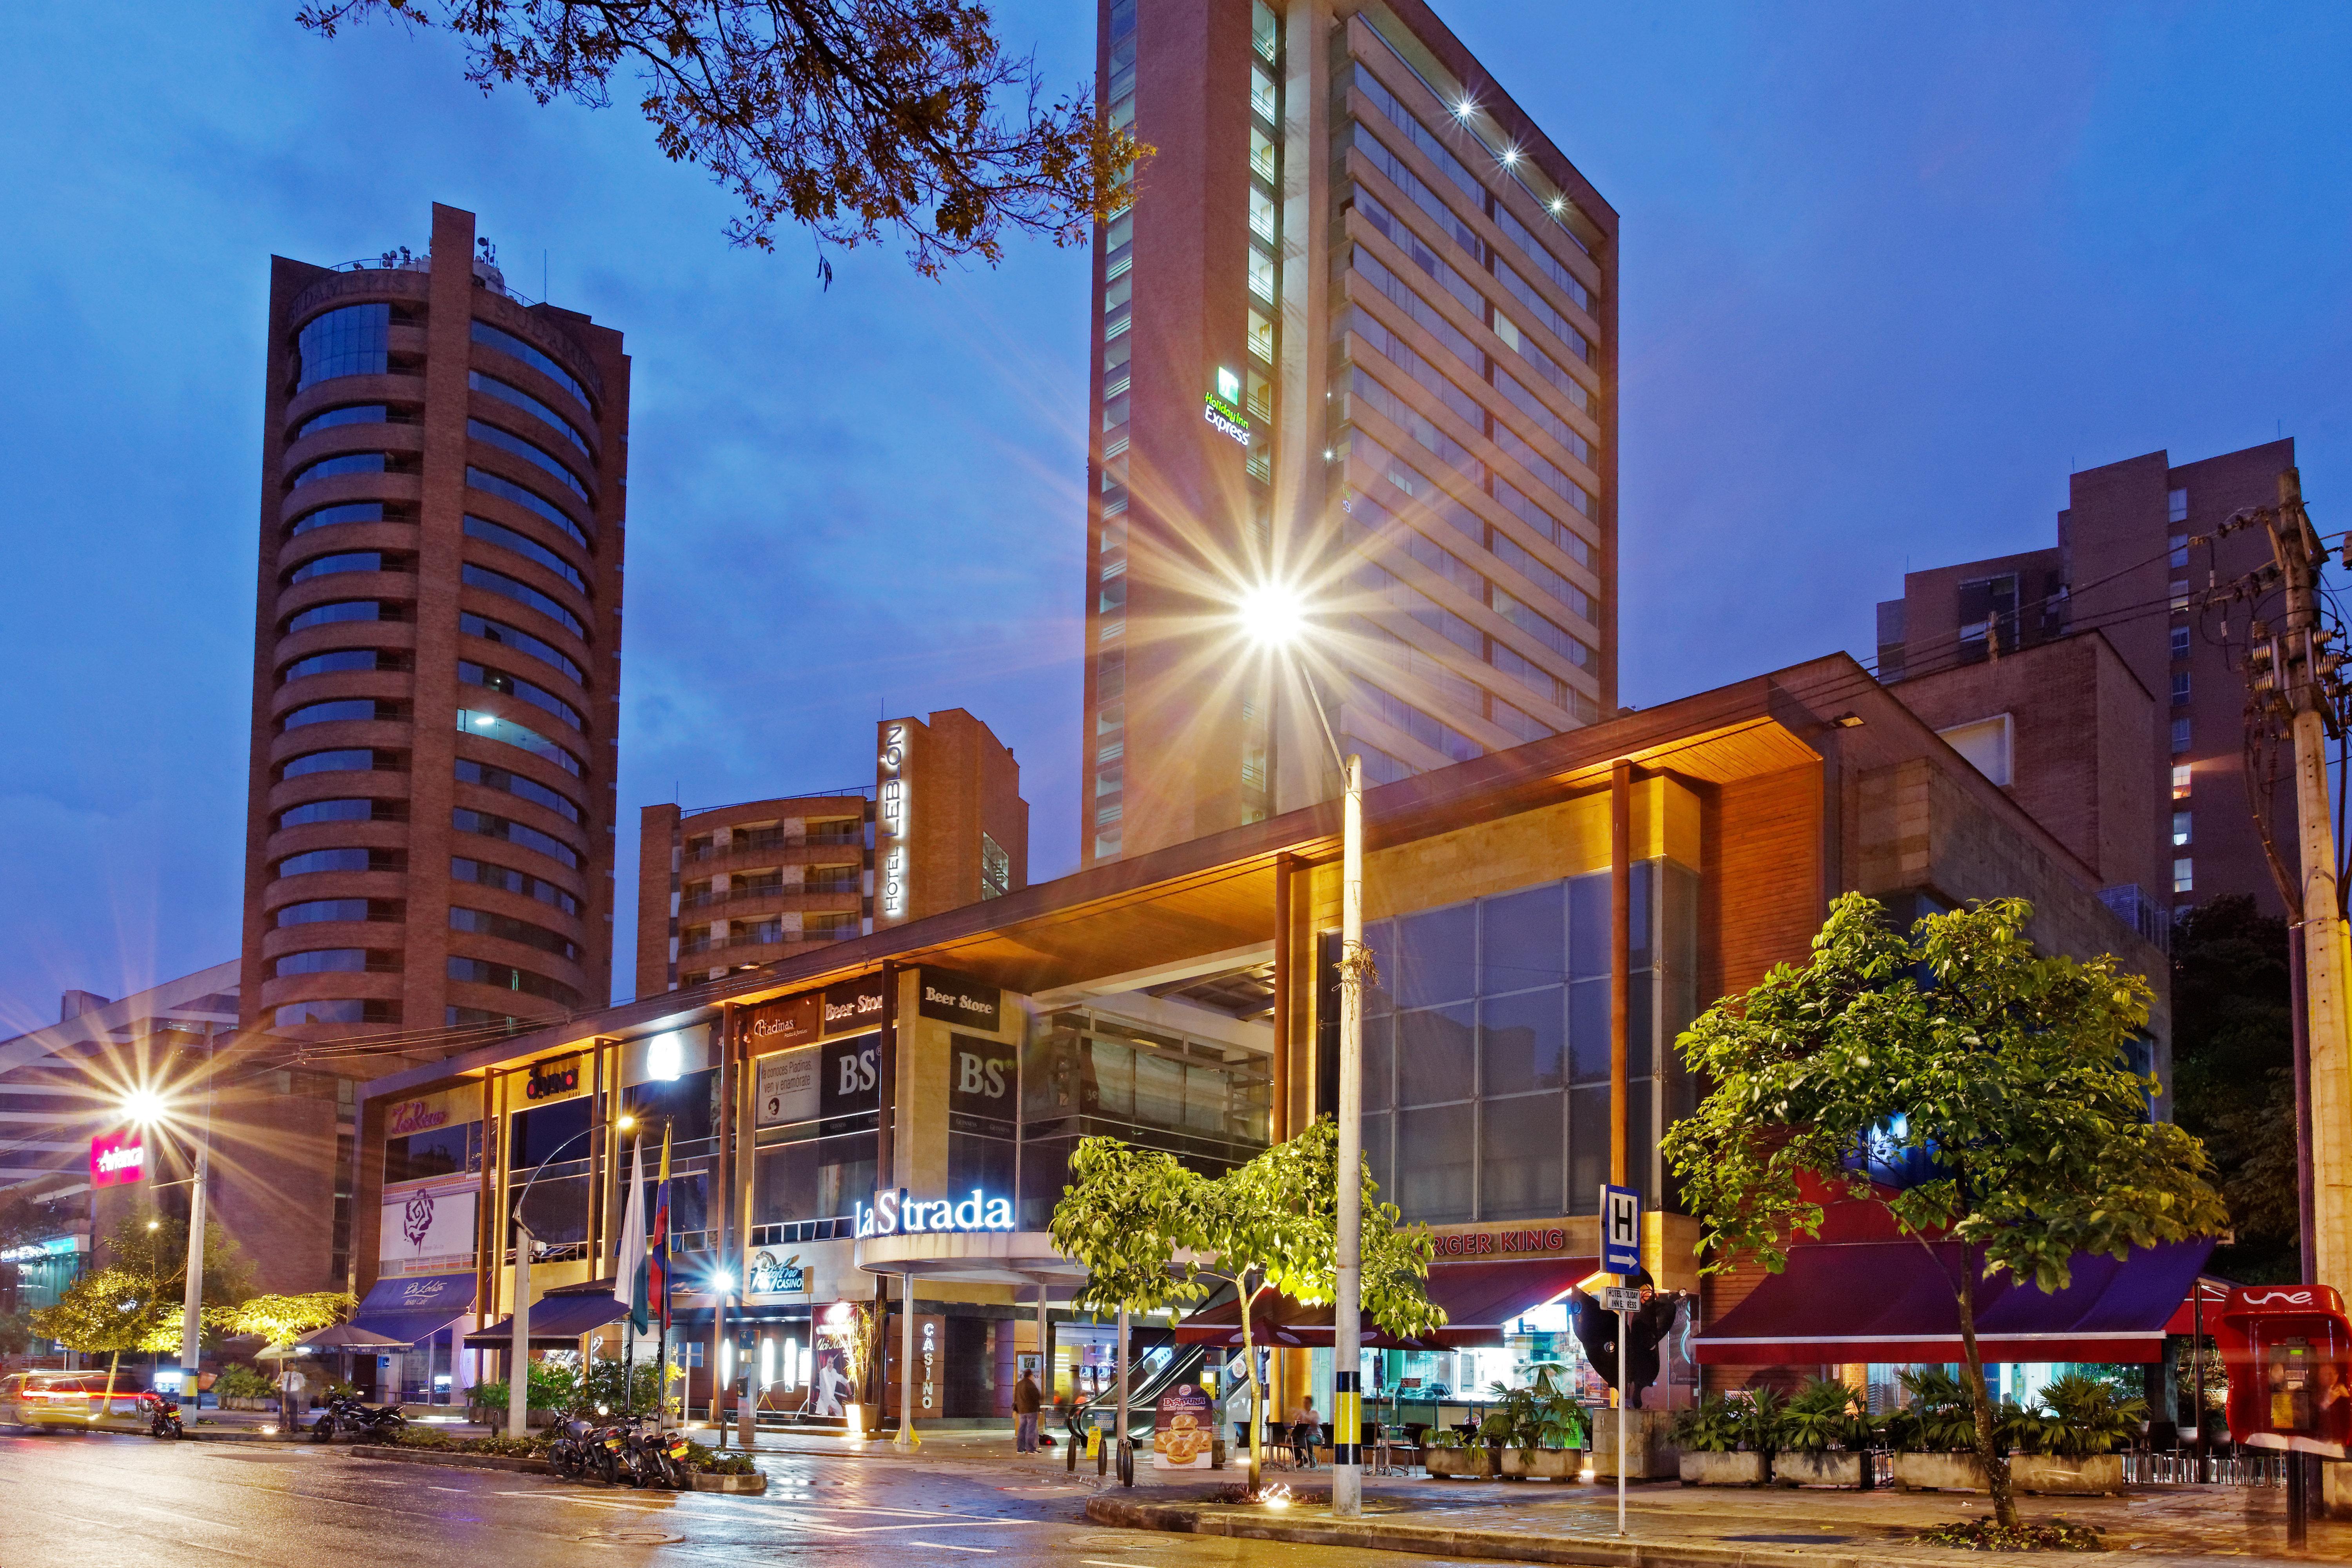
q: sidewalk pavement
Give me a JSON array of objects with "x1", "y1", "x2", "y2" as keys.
[{"x1": 1083, "y1": 1471, "x2": 2352, "y2": 1566}]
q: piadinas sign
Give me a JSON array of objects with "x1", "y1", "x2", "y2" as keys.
[{"x1": 855, "y1": 1187, "x2": 1015, "y2": 1238}]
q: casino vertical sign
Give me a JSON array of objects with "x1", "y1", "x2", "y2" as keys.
[{"x1": 877, "y1": 719, "x2": 911, "y2": 925}]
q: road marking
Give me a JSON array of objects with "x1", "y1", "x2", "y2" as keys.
[{"x1": 906, "y1": 1544, "x2": 994, "y2": 1554}]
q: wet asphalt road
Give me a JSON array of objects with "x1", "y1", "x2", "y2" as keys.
[{"x1": 0, "y1": 1427, "x2": 1521, "y2": 1566}]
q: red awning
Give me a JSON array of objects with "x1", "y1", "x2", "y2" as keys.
[
  {"x1": 1173, "y1": 1254, "x2": 1597, "y2": 1350},
  {"x1": 1694, "y1": 1238, "x2": 2214, "y2": 1366},
  {"x1": 2164, "y1": 1274, "x2": 2239, "y2": 1337}
]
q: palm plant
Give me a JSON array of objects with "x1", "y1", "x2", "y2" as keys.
[
  {"x1": 2034, "y1": 1373, "x2": 2147, "y2": 1459},
  {"x1": 1738, "y1": 1385, "x2": 1788, "y2": 1457},
  {"x1": 1893, "y1": 1367, "x2": 1979, "y2": 1453},
  {"x1": 1673, "y1": 1393, "x2": 1746, "y2": 1454},
  {"x1": 1779, "y1": 1377, "x2": 1871, "y2": 1453}
]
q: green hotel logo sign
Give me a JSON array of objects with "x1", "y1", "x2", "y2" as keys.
[{"x1": 1203, "y1": 392, "x2": 1251, "y2": 446}]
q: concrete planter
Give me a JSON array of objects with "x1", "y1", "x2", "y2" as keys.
[
  {"x1": 1773, "y1": 1450, "x2": 1869, "y2": 1488},
  {"x1": 1499, "y1": 1447, "x2": 1582, "y2": 1480},
  {"x1": 1678, "y1": 1450, "x2": 1767, "y2": 1486},
  {"x1": 1588, "y1": 1408, "x2": 1679, "y2": 1480},
  {"x1": 2012, "y1": 1453, "x2": 2124, "y2": 1495},
  {"x1": 1891, "y1": 1451, "x2": 1988, "y2": 1492},
  {"x1": 1422, "y1": 1446, "x2": 1497, "y2": 1479}
]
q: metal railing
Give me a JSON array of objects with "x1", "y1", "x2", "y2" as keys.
[
  {"x1": 2124, "y1": 1449, "x2": 2288, "y2": 1487},
  {"x1": 685, "y1": 829, "x2": 863, "y2": 862}
]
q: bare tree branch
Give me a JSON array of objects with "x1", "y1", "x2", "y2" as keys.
[{"x1": 298, "y1": 0, "x2": 1147, "y2": 280}]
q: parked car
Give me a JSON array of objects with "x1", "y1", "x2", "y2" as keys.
[{"x1": 3, "y1": 1370, "x2": 161, "y2": 1428}]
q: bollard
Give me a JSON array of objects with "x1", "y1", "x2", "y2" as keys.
[
  {"x1": 1066, "y1": 1429, "x2": 1078, "y2": 1472},
  {"x1": 1119, "y1": 1436, "x2": 1134, "y2": 1487}
]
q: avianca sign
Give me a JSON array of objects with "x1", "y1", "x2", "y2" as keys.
[
  {"x1": 856, "y1": 1187, "x2": 1014, "y2": 1238},
  {"x1": 91, "y1": 1130, "x2": 145, "y2": 1187}
]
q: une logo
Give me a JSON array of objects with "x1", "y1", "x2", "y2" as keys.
[{"x1": 2243, "y1": 1289, "x2": 2316, "y2": 1307}]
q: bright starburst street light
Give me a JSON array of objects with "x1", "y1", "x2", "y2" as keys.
[
  {"x1": 121, "y1": 1087, "x2": 168, "y2": 1125},
  {"x1": 1229, "y1": 581, "x2": 1368, "y2": 1519},
  {"x1": 1236, "y1": 581, "x2": 1308, "y2": 648}
]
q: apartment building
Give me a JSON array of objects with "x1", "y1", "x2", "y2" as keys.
[
  {"x1": 1877, "y1": 439, "x2": 2298, "y2": 918},
  {"x1": 241, "y1": 202, "x2": 630, "y2": 1065},
  {"x1": 1080, "y1": 0, "x2": 1616, "y2": 866},
  {"x1": 637, "y1": 711, "x2": 1028, "y2": 996}
]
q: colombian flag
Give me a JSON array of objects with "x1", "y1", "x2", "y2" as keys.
[{"x1": 648, "y1": 1124, "x2": 672, "y2": 1331}]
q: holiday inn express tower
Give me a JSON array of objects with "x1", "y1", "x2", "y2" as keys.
[{"x1": 1080, "y1": 0, "x2": 1617, "y2": 866}]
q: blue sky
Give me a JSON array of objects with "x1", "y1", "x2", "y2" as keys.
[{"x1": 3, "y1": 2, "x2": 2348, "y2": 1027}]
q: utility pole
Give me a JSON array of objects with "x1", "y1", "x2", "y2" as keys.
[
  {"x1": 177, "y1": 1024, "x2": 216, "y2": 1385},
  {"x1": 2264, "y1": 466, "x2": 2352, "y2": 1298}
]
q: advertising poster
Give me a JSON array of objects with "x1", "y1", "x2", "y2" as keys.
[
  {"x1": 377, "y1": 1180, "x2": 477, "y2": 1277},
  {"x1": 808, "y1": 1301, "x2": 860, "y2": 1418},
  {"x1": 1153, "y1": 1381, "x2": 1214, "y2": 1468},
  {"x1": 755, "y1": 1044, "x2": 820, "y2": 1128}
]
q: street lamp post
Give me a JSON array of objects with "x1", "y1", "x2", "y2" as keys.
[
  {"x1": 1238, "y1": 583, "x2": 1367, "y2": 1517},
  {"x1": 1332, "y1": 751, "x2": 1366, "y2": 1514},
  {"x1": 506, "y1": 1117, "x2": 631, "y2": 1439},
  {"x1": 121, "y1": 1054, "x2": 215, "y2": 1399}
]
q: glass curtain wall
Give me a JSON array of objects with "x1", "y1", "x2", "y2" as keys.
[
  {"x1": 1323, "y1": 860, "x2": 1696, "y2": 1224},
  {"x1": 1016, "y1": 1011, "x2": 1272, "y2": 1229},
  {"x1": 748, "y1": 1033, "x2": 880, "y2": 1246}
]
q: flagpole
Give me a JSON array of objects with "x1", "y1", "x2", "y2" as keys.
[
  {"x1": 656, "y1": 1124, "x2": 673, "y2": 1427},
  {"x1": 616, "y1": 1130, "x2": 650, "y2": 1421}
]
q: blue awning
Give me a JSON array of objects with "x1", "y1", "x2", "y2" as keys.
[
  {"x1": 465, "y1": 1283, "x2": 631, "y2": 1350},
  {"x1": 352, "y1": 1272, "x2": 476, "y2": 1348}
]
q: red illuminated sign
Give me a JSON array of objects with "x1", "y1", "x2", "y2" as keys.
[{"x1": 91, "y1": 1130, "x2": 145, "y2": 1187}]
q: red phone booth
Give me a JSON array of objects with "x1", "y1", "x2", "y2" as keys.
[{"x1": 2216, "y1": 1285, "x2": 2352, "y2": 1457}]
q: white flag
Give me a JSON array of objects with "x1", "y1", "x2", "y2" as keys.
[{"x1": 615, "y1": 1132, "x2": 647, "y2": 1334}]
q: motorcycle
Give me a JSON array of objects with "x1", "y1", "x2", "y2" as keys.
[
  {"x1": 617, "y1": 1417, "x2": 690, "y2": 1490},
  {"x1": 147, "y1": 1392, "x2": 183, "y2": 1440},
  {"x1": 310, "y1": 1393, "x2": 407, "y2": 1443},
  {"x1": 547, "y1": 1416, "x2": 598, "y2": 1480}
]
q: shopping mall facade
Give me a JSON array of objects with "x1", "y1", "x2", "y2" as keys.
[{"x1": 349, "y1": 655, "x2": 2174, "y2": 1422}]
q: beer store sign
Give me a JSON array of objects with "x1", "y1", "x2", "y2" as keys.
[{"x1": 918, "y1": 967, "x2": 1001, "y2": 1030}]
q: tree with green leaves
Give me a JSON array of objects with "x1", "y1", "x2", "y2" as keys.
[
  {"x1": 297, "y1": 0, "x2": 1148, "y2": 281},
  {"x1": 29, "y1": 1265, "x2": 178, "y2": 1414},
  {"x1": 209, "y1": 1292, "x2": 358, "y2": 1348},
  {"x1": 1661, "y1": 894, "x2": 2227, "y2": 1530},
  {"x1": 2169, "y1": 895, "x2": 2298, "y2": 1281},
  {"x1": 1049, "y1": 1116, "x2": 1445, "y2": 1494}
]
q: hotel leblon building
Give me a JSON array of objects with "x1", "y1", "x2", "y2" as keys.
[
  {"x1": 1081, "y1": 0, "x2": 1617, "y2": 868},
  {"x1": 348, "y1": 659, "x2": 2183, "y2": 1422}
]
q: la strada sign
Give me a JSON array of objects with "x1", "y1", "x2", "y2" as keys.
[{"x1": 856, "y1": 1187, "x2": 1015, "y2": 1239}]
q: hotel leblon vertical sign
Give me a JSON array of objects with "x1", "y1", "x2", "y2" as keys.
[{"x1": 877, "y1": 719, "x2": 910, "y2": 923}]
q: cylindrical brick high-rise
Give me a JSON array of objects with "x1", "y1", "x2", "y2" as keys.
[{"x1": 240, "y1": 203, "x2": 628, "y2": 1067}]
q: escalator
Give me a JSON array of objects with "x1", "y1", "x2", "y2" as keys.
[{"x1": 1072, "y1": 1339, "x2": 1212, "y2": 1439}]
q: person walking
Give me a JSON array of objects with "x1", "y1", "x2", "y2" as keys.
[
  {"x1": 1013, "y1": 1369, "x2": 1043, "y2": 1454},
  {"x1": 276, "y1": 1363, "x2": 308, "y2": 1433}
]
